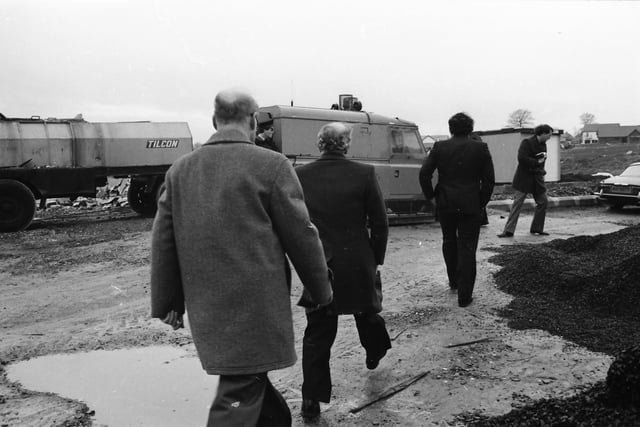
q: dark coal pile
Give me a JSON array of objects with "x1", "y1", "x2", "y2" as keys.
[
  {"x1": 471, "y1": 348, "x2": 640, "y2": 426},
  {"x1": 489, "y1": 224, "x2": 640, "y2": 354},
  {"x1": 607, "y1": 345, "x2": 640, "y2": 408},
  {"x1": 470, "y1": 382, "x2": 640, "y2": 427},
  {"x1": 473, "y1": 224, "x2": 640, "y2": 426}
]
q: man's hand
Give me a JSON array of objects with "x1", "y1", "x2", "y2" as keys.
[{"x1": 162, "y1": 310, "x2": 184, "y2": 330}]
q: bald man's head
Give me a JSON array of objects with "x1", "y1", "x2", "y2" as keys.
[{"x1": 213, "y1": 89, "x2": 258, "y2": 128}]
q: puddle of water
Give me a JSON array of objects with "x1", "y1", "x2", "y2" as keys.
[{"x1": 6, "y1": 345, "x2": 219, "y2": 427}]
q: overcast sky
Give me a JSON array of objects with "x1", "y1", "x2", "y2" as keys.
[{"x1": 2, "y1": 0, "x2": 639, "y2": 143}]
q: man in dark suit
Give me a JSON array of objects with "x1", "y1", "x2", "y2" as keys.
[
  {"x1": 295, "y1": 122, "x2": 391, "y2": 421},
  {"x1": 419, "y1": 112, "x2": 495, "y2": 307},
  {"x1": 150, "y1": 89, "x2": 333, "y2": 426},
  {"x1": 497, "y1": 124, "x2": 553, "y2": 237}
]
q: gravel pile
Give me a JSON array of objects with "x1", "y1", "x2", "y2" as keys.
[{"x1": 472, "y1": 225, "x2": 640, "y2": 426}]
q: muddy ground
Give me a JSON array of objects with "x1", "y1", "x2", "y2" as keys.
[{"x1": 1, "y1": 203, "x2": 639, "y2": 426}]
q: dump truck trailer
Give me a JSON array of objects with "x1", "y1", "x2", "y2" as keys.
[
  {"x1": 0, "y1": 113, "x2": 192, "y2": 232},
  {"x1": 257, "y1": 104, "x2": 432, "y2": 224}
]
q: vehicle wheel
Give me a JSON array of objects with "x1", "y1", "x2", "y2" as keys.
[
  {"x1": 155, "y1": 180, "x2": 166, "y2": 204},
  {"x1": 127, "y1": 180, "x2": 157, "y2": 217},
  {"x1": 0, "y1": 179, "x2": 36, "y2": 232}
]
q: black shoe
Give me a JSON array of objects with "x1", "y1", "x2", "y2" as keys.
[
  {"x1": 301, "y1": 399, "x2": 320, "y2": 420},
  {"x1": 530, "y1": 231, "x2": 549, "y2": 236},
  {"x1": 459, "y1": 297, "x2": 473, "y2": 307},
  {"x1": 366, "y1": 349, "x2": 387, "y2": 370},
  {"x1": 449, "y1": 282, "x2": 458, "y2": 291},
  {"x1": 497, "y1": 231, "x2": 513, "y2": 238}
]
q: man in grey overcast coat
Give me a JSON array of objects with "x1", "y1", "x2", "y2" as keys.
[{"x1": 150, "y1": 89, "x2": 333, "y2": 426}]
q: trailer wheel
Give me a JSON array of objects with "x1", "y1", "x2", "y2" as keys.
[
  {"x1": 128, "y1": 180, "x2": 158, "y2": 217},
  {"x1": 0, "y1": 179, "x2": 36, "y2": 232}
]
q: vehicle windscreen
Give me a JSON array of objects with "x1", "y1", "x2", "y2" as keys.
[
  {"x1": 620, "y1": 165, "x2": 640, "y2": 177},
  {"x1": 390, "y1": 129, "x2": 424, "y2": 155}
]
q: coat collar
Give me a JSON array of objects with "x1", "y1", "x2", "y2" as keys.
[
  {"x1": 318, "y1": 152, "x2": 347, "y2": 160},
  {"x1": 448, "y1": 136, "x2": 470, "y2": 142},
  {"x1": 205, "y1": 129, "x2": 254, "y2": 145}
]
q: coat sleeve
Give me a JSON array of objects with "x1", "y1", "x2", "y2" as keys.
[
  {"x1": 270, "y1": 159, "x2": 333, "y2": 306},
  {"x1": 150, "y1": 170, "x2": 185, "y2": 318},
  {"x1": 517, "y1": 138, "x2": 538, "y2": 169},
  {"x1": 419, "y1": 143, "x2": 438, "y2": 200},
  {"x1": 479, "y1": 143, "x2": 496, "y2": 208},
  {"x1": 365, "y1": 167, "x2": 389, "y2": 265}
]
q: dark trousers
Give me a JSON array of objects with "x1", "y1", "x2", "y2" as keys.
[
  {"x1": 302, "y1": 309, "x2": 391, "y2": 403},
  {"x1": 439, "y1": 211, "x2": 482, "y2": 304},
  {"x1": 481, "y1": 207, "x2": 489, "y2": 226},
  {"x1": 207, "y1": 373, "x2": 291, "y2": 427}
]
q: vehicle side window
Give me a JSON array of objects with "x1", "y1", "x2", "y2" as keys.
[{"x1": 391, "y1": 130, "x2": 406, "y2": 153}]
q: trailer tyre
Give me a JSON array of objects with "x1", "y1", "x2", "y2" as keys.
[
  {"x1": 0, "y1": 179, "x2": 36, "y2": 232},
  {"x1": 128, "y1": 180, "x2": 158, "y2": 217}
]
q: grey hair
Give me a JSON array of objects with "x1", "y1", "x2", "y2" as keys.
[
  {"x1": 214, "y1": 89, "x2": 258, "y2": 125},
  {"x1": 317, "y1": 122, "x2": 352, "y2": 154}
]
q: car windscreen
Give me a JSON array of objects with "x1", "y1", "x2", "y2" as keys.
[{"x1": 620, "y1": 165, "x2": 640, "y2": 177}]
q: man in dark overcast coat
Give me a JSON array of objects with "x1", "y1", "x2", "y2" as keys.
[
  {"x1": 419, "y1": 112, "x2": 495, "y2": 307},
  {"x1": 295, "y1": 122, "x2": 390, "y2": 421}
]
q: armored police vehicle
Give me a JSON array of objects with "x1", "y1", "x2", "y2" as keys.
[{"x1": 257, "y1": 98, "x2": 431, "y2": 223}]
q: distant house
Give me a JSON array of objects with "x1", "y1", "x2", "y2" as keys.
[
  {"x1": 580, "y1": 123, "x2": 640, "y2": 144},
  {"x1": 421, "y1": 134, "x2": 449, "y2": 152},
  {"x1": 422, "y1": 134, "x2": 449, "y2": 143}
]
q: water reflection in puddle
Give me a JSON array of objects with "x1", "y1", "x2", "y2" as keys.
[{"x1": 6, "y1": 346, "x2": 219, "y2": 427}]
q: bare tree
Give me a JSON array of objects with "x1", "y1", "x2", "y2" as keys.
[
  {"x1": 580, "y1": 112, "x2": 596, "y2": 126},
  {"x1": 507, "y1": 109, "x2": 534, "y2": 128}
]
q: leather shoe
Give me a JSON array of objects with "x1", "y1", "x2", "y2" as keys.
[
  {"x1": 459, "y1": 297, "x2": 473, "y2": 307},
  {"x1": 366, "y1": 349, "x2": 387, "y2": 370},
  {"x1": 530, "y1": 231, "x2": 549, "y2": 236},
  {"x1": 301, "y1": 399, "x2": 320, "y2": 420},
  {"x1": 497, "y1": 231, "x2": 513, "y2": 238}
]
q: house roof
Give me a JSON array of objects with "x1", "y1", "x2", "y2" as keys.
[
  {"x1": 421, "y1": 134, "x2": 449, "y2": 142},
  {"x1": 582, "y1": 123, "x2": 640, "y2": 137}
]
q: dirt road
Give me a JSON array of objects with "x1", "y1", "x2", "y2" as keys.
[{"x1": 1, "y1": 204, "x2": 639, "y2": 426}]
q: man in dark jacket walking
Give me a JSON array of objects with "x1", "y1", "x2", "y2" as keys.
[
  {"x1": 295, "y1": 122, "x2": 391, "y2": 421},
  {"x1": 150, "y1": 89, "x2": 333, "y2": 426},
  {"x1": 419, "y1": 112, "x2": 495, "y2": 307},
  {"x1": 497, "y1": 124, "x2": 554, "y2": 238}
]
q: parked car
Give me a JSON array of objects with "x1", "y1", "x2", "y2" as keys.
[{"x1": 594, "y1": 162, "x2": 640, "y2": 209}]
